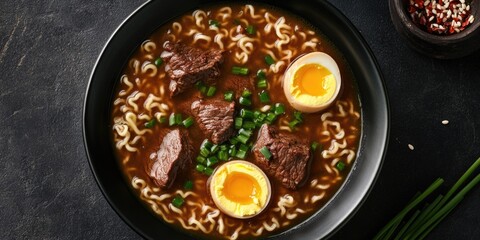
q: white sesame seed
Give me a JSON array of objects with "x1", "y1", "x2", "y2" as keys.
[
  {"x1": 433, "y1": 9, "x2": 437, "y2": 14},
  {"x1": 425, "y1": 0, "x2": 431, "y2": 6},
  {"x1": 429, "y1": 16, "x2": 435, "y2": 22},
  {"x1": 466, "y1": 5, "x2": 470, "y2": 11},
  {"x1": 442, "y1": 120, "x2": 449, "y2": 125},
  {"x1": 460, "y1": 0, "x2": 465, "y2": 4},
  {"x1": 408, "y1": 144, "x2": 415, "y2": 150},
  {"x1": 469, "y1": 15, "x2": 474, "y2": 23}
]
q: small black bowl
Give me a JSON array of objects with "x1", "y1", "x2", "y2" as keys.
[
  {"x1": 83, "y1": 0, "x2": 390, "y2": 239},
  {"x1": 389, "y1": 0, "x2": 480, "y2": 59}
]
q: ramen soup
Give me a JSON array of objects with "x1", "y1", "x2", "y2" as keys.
[{"x1": 111, "y1": 4, "x2": 361, "y2": 239}]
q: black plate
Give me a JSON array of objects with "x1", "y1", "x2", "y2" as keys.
[{"x1": 83, "y1": 0, "x2": 390, "y2": 239}]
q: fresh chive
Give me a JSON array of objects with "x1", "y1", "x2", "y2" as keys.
[
  {"x1": 206, "y1": 156, "x2": 219, "y2": 167},
  {"x1": 274, "y1": 103, "x2": 286, "y2": 115},
  {"x1": 184, "y1": 180, "x2": 193, "y2": 190},
  {"x1": 224, "y1": 91, "x2": 234, "y2": 101},
  {"x1": 265, "y1": 54, "x2": 275, "y2": 65},
  {"x1": 154, "y1": 57, "x2": 163, "y2": 66},
  {"x1": 257, "y1": 79, "x2": 268, "y2": 88},
  {"x1": 204, "y1": 167, "x2": 214, "y2": 176},
  {"x1": 240, "y1": 109, "x2": 254, "y2": 119},
  {"x1": 259, "y1": 91, "x2": 270, "y2": 103},
  {"x1": 242, "y1": 121, "x2": 256, "y2": 130},
  {"x1": 171, "y1": 195, "x2": 185, "y2": 208},
  {"x1": 169, "y1": 113, "x2": 176, "y2": 126},
  {"x1": 259, "y1": 146, "x2": 272, "y2": 160},
  {"x1": 234, "y1": 117, "x2": 243, "y2": 129},
  {"x1": 159, "y1": 116, "x2": 167, "y2": 124},
  {"x1": 242, "y1": 89, "x2": 252, "y2": 98},
  {"x1": 206, "y1": 86, "x2": 217, "y2": 97},
  {"x1": 195, "y1": 164, "x2": 205, "y2": 172},
  {"x1": 245, "y1": 25, "x2": 255, "y2": 35},
  {"x1": 144, "y1": 119, "x2": 156, "y2": 128},
  {"x1": 208, "y1": 19, "x2": 220, "y2": 27},
  {"x1": 232, "y1": 66, "x2": 249, "y2": 75},
  {"x1": 311, "y1": 141, "x2": 320, "y2": 151},
  {"x1": 218, "y1": 150, "x2": 228, "y2": 161},
  {"x1": 336, "y1": 161, "x2": 346, "y2": 171},
  {"x1": 182, "y1": 117, "x2": 194, "y2": 128},
  {"x1": 239, "y1": 97, "x2": 252, "y2": 106},
  {"x1": 196, "y1": 156, "x2": 206, "y2": 164},
  {"x1": 394, "y1": 209, "x2": 422, "y2": 240},
  {"x1": 256, "y1": 70, "x2": 266, "y2": 79}
]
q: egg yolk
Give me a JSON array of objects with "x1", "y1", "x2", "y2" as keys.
[
  {"x1": 223, "y1": 172, "x2": 261, "y2": 205},
  {"x1": 292, "y1": 63, "x2": 336, "y2": 97}
]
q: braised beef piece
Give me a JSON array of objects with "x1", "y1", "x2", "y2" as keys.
[
  {"x1": 147, "y1": 129, "x2": 194, "y2": 188},
  {"x1": 162, "y1": 42, "x2": 224, "y2": 96},
  {"x1": 253, "y1": 124, "x2": 311, "y2": 189},
  {"x1": 191, "y1": 99, "x2": 235, "y2": 144},
  {"x1": 224, "y1": 75, "x2": 255, "y2": 96}
]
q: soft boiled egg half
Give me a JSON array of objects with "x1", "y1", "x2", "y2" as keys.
[
  {"x1": 209, "y1": 160, "x2": 271, "y2": 219},
  {"x1": 283, "y1": 52, "x2": 341, "y2": 113}
]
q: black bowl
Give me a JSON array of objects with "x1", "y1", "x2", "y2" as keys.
[
  {"x1": 83, "y1": 0, "x2": 390, "y2": 239},
  {"x1": 389, "y1": 0, "x2": 480, "y2": 59}
]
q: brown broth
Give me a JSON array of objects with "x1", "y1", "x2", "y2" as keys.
[{"x1": 111, "y1": 4, "x2": 361, "y2": 239}]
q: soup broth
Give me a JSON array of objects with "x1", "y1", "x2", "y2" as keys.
[{"x1": 111, "y1": 4, "x2": 361, "y2": 239}]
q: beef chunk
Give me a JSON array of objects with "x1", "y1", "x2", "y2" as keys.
[
  {"x1": 191, "y1": 99, "x2": 235, "y2": 144},
  {"x1": 223, "y1": 75, "x2": 255, "y2": 96},
  {"x1": 162, "y1": 42, "x2": 224, "y2": 96},
  {"x1": 253, "y1": 124, "x2": 311, "y2": 189},
  {"x1": 147, "y1": 129, "x2": 194, "y2": 188}
]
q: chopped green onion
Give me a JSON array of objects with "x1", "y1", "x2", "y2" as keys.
[
  {"x1": 239, "y1": 128, "x2": 252, "y2": 138},
  {"x1": 144, "y1": 119, "x2": 156, "y2": 128},
  {"x1": 311, "y1": 141, "x2": 320, "y2": 151},
  {"x1": 174, "y1": 113, "x2": 182, "y2": 125},
  {"x1": 206, "y1": 156, "x2": 219, "y2": 167},
  {"x1": 288, "y1": 119, "x2": 301, "y2": 129},
  {"x1": 232, "y1": 66, "x2": 249, "y2": 75},
  {"x1": 200, "y1": 147, "x2": 210, "y2": 157},
  {"x1": 196, "y1": 164, "x2": 205, "y2": 172},
  {"x1": 234, "y1": 117, "x2": 243, "y2": 129},
  {"x1": 199, "y1": 85, "x2": 207, "y2": 95},
  {"x1": 218, "y1": 150, "x2": 228, "y2": 161},
  {"x1": 236, "y1": 149, "x2": 247, "y2": 159},
  {"x1": 210, "y1": 144, "x2": 219, "y2": 154},
  {"x1": 259, "y1": 146, "x2": 272, "y2": 160},
  {"x1": 233, "y1": 18, "x2": 241, "y2": 25},
  {"x1": 265, "y1": 112, "x2": 277, "y2": 123},
  {"x1": 265, "y1": 54, "x2": 275, "y2": 65},
  {"x1": 201, "y1": 139, "x2": 213, "y2": 149},
  {"x1": 245, "y1": 25, "x2": 255, "y2": 35},
  {"x1": 240, "y1": 109, "x2": 254, "y2": 119},
  {"x1": 208, "y1": 19, "x2": 220, "y2": 27},
  {"x1": 259, "y1": 91, "x2": 270, "y2": 103},
  {"x1": 171, "y1": 195, "x2": 185, "y2": 208},
  {"x1": 159, "y1": 116, "x2": 167, "y2": 124},
  {"x1": 169, "y1": 113, "x2": 177, "y2": 126},
  {"x1": 224, "y1": 91, "x2": 234, "y2": 101},
  {"x1": 256, "y1": 70, "x2": 266, "y2": 79},
  {"x1": 294, "y1": 111, "x2": 303, "y2": 121},
  {"x1": 184, "y1": 180, "x2": 193, "y2": 190},
  {"x1": 196, "y1": 156, "x2": 206, "y2": 164},
  {"x1": 154, "y1": 57, "x2": 163, "y2": 66},
  {"x1": 206, "y1": 86, "x2": 217, "y2": 97},
  {"x1": 257, "y1": 79, "x2": 268, "y2": 88},
  {"x1": 242, "y1": 121, "x2": 256, "y2": 130},
  {"x1": 336, "y1": 161, "x2": 346, "y2": 171},
  {"x1": 257, "y1": 113, "x2": 266, "y2": 122},
  {"x1": 228, "y1": 145, "x2": 237, "y2": 157},
  {"x1": 242, "y1": 89, "x2": 252, "y2": 98},
  {"x1": 195, "y1": 81, "x2": 205, "y2": 89},
  {"x1": 236, "y1": 134, "x2": 249, "y2": 144},
  {"x1": 182, "y1": 117, "x2": 194, "y2": 128},
  {"x1": 274, "y1": 103, "x2": 285, "y2": 115},
  {"x1": 204, "y1": 167, "x2": 214, "y2": 176},
  {"x1": 229, "y1": 138, "x2": 238, "y2": 145},
  {"x1": 239, "y1": 97, "x2": 252, "y2": 106}
]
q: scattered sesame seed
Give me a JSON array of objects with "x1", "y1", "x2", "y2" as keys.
[
  {"x1": 408, "y1": 144, "x2": 415, "y2": 150},
  {"x1": 442, "y1": 120, "x2": 449, "y2": 125}
]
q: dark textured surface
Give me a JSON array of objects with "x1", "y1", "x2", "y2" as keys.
[{"x1": 0, "y1": 0, "x2": 478, "y2": 239}]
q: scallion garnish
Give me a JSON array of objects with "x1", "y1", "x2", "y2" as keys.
[
  {"x1": 246, "y1": 25, "x2": 256, "y2": 35},
  {"x1": 159, "y1": 116, "x2": 167, "y2": 124},
  {"x1": 242, "y1": 121, "x2": 256, "y2": 130},
  {"x1": 259, "y1": 146, "x2": 272, "y2": 160},
  {"x1": 174, "y1": 113, "x2": 183, "y2": 125},
  {"x1": 204, "y1": 167, "x2": 214, "y2": 176},
  {"x1": 196, "y1": 156, "x2": 206, "y2": 164},
  {"x1": 265, "y1": 112, "x2": 277, "y2": 123},
  {"x1": 208, "y1": 19, "x2": 220, "y2": 27},
  {"x1": 256, "y1": 70, "x2": 266, "y2": 79},
  {"x1": 259, "y1": 91, "x2": 270, "y2": 103},
  {"x1": 154, "y1": 57, "x2": 163, "y2": 66},
  {"x1": 195, "y1": 164, "x2": 205, "y2": 172},
  {"x1": 224, "y1": 91, "x2": 234, "y2": 101},
  {"x1": 171, "y1": 195, "x2": 185, "y2": 208},
  {"x1": 144, "y1": 119, "x2": 156, "y2": 128},
  {"x1": 206, "y1": 86, "x2": 217, "y2": 97},
  {"x1": 232, "y1": 66, "x2": 249, "y2": 75},
  {"x1": 335, "y1": 161, "x2": 346, "y2": 171},
  {"x1": 182, "y1": 117, "x2": 194, "y2": 128},
  {"x1": 240, "y1": 109, "x2": 254, "y2": 119},
  {"x1": 235, "y1": 117, "x2": 243, "y2": 129},
  {"x1": 169, "y1": 113, "x2": 176, "y2": 126},
  {"x1": 274, "y1": 103, "x2": 285, "y2": 115},
  {"x1": 206, "y1": 156, "x2": 219, "y2": 167},
  {"x1": 218, "y1": 150, "x2": 229, "y2": 161},
  {"x1": 311, "y1": 141, "x2": 320, "y2": 151},
  {"x1": 257, "y1": 79, "x2": 268, "y2": 88},
  {"x1": 265, "y1": 54, "x2": 275, "y2": 65},
  {"x1": 184, "y1": 180, "x2": 193, "y2": 190},
  {"x1": 242, "y1": 89, "x2": 252, "y2": 98},
  {"x1": 239, "y1": 96, "x2": 252, "y2": 106}
]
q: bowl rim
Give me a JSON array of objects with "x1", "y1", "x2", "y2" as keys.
[{"x1": 83, "y1": 0, "x2": 390, "y2": 239}]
